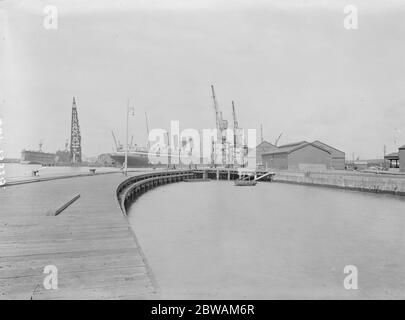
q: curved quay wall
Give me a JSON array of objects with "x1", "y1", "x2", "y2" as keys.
[
  {"x1": 117, "y1": 170, "x2": 195, "y2": 215},
  {"x1": 116, "y1": 168, "x2": 274, "y2": 215},
  {"x1": 116, "y1": 168, "x2": 273, "y2": 214}
]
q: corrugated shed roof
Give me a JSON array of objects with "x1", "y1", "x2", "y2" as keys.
[
  {"x1": 256, "y1": 140, "x2": 276, "y2": 149},
  {"x1": 399, "y1": 145, "x2": 405, "y2": 150},
  {"x1": 312, "y1": 140, "x2": 345, "y2": 155},
  {"x1": 385, "y1": 152, "x2": 399, "y2": 159},
  {"x1": 277, "y1": 141, "x2": 307, "y2": 148},
  {"x1": 262, "y1": 141, "x2": 304, "y2": 155},
  {"x1": 262, "y1": 141, "x2": 331, "y2": 156}
]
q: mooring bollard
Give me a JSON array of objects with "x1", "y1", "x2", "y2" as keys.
[{"x1": 89, "y1": 168, "x2": 96, "y2": 175}]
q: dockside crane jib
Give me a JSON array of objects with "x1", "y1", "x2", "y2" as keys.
[
  {"x1": 275, "y1": 132, "x2": 283, "y2": 146},
  {"x1": 145, "y1": 111, "x2": 150, "y2": 150},
  {"x1": 211, "y1": 85, "x2": 221, "y2": 140},
  {"x1": 111, "y1": 130, "x2": 123, "y2": 152},
  {"x1": 232, "y1": 100, "x2": 239, "y2": 166},
  {"x1": 232, "y1": 100, "x2": 238, "y2": 131},
  {"x1": 210, "y1": 85, "x2": 230, "y2": 166}
]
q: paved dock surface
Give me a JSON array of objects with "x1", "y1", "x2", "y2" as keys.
[{"x1": 0, "y1": 172, "x2": 158, "y2": 299}]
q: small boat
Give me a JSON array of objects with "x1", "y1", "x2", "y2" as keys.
[
  {"x1": 234, "y1": 180, "x2": 257, "y2": 186},
  {"x1": 234, "y1": 168, "x2": 257, "y2": 186}
]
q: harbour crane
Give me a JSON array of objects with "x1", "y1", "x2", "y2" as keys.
[
  {"x1": 232, "y1": 101, "x2": 239, "y2": 166},
  {"x1": 232, "y1": 101, "x2": 238, "y2": 130},
  {"x1": 210, "y1": 85, "x2": 228, "y2": 166},
  {"x1": 130, "y1": 135, "x2": 134, "y2": 149},
  {"x1": 39, "y1": 140, "x2": 44, "y2": 152},
  {"x1": 260, "y1": 124, "x2": 263, "y2": 143},
  {"x1": 111, "y1": 130, "x2": 123, "y2": 152},
  {"x1": 145, "y1": 111, "x2": 150, "y2": 149},
  {"x1": 111, "y1": 130, "x2": 118, "y2": 150},
  {"x1": 210, "y1": 85, "x2": 221, "y2": 166},
  {"x1": 275, "y1": 132, "x2": 283, "y2": 146},
  {"x1": 211, "y1": 85, "x2": 228, "y2": 136},
  {"x1": 211, "y1": 85, "x2": 221, "y2": 139}
]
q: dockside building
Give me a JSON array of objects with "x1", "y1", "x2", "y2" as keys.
[
  {"x1": 312, "y1": 140, "x2": 345, "y2": 170},
  {"x1": 261, "y1": 141, "x2": 332, "y2": 171}
]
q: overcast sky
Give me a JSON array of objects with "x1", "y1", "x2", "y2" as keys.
[{"x1": 1, "y1": 0, "x2": 405, "y2": 159}]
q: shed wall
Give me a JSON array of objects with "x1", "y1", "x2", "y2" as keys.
[{"x1": 288, "y1": 145, "x2": 331, "y2": 170}]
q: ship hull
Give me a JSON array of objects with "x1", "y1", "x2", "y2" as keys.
[
  {"x1": 109, "y1": 153, "x2": 162, "y2": 168},
  {"x1": 21, "y1": 150, "x2": 57, "y2": 165}
]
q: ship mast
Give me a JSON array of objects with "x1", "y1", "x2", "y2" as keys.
[{"x1": 145, "y1": 111, "x2": 150, "y2": 150}]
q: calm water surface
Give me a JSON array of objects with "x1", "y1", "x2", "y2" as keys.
[{"x1": 128, "y1": 181, "x2": 405, "y2": 299}]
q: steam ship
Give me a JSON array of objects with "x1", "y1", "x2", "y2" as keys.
[
  {"x1": 21, "y1": 141, "x2": 71, "y2": 165},
  {"x1": 21, "y1": 150, "x2": 57, "y2": 165},
  {"x1": 21, "y1": 142, "x2": 56, "y2": 165},
  {"x1": 103, "y1": 130, "x2": 154, "y2": 168},
  {"x1": 103, "y1": 130, "x2": 172, "y2": 168},
  {"x1": 109, "y1": 146, "x2": 152, "y2": 167}
]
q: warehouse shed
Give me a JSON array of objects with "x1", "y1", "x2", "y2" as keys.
[
  {"x1": 312, "y1": 140, "x2": 345, "y2": 170},
  {"x1": 261, "y1": 141, "x2": 331, "y2": 171},
  {"x1": 384, "y1": 152, "x2": 399, "y2": 168},
  {"x1": 255, "y1": 140, "x2": 277, "y2": 167},
  {"x1": 399, "y1": 145, "x2": 405, "y2": 172}
]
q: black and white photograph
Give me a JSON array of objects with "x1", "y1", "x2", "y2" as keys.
[{"x1": 1, "y1": 0, "x2": 405, "y2": 307}]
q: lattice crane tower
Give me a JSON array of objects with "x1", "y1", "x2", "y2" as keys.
[{"x1": 70, "y1": 96, "x2": 82, "y2": 163}]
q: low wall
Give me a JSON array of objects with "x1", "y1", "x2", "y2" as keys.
[
  {"x1": 116, "y1": 170, "x2": 194, "y2": 215},
  {"x1": 273, "y1": 171, "x2": 405, "y2": 196},
  {"x1": 4, "y1": 170, "x2": 121, "y2": 187},
  {"x1": 116, "y1": 169, "x2": 275, "y2": 214},
  {"x1": 192, "y1": 168, "x2": 273, "y2": 181}
]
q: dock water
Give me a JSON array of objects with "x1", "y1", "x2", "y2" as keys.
[{"x1": 1, "y1": 167, "x2": 405, "y2": 299}]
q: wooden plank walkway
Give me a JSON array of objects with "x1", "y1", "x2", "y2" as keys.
[{"x1": 0, "y1": 172, "x2": 158, "y2": 299}]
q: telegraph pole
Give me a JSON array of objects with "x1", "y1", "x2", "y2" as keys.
[
  {"x1": 166, "y1": 132, "x2": 170, "y2": 170},
  {"x1": 260, "y1": 124, "x2": 263, "y2": 143},
  {"x1": 383, "y1": 144, "x2": 386, "y2": 168},
  {"x1": 125, "y1": 99, "x2": 129, "y2": 176}
]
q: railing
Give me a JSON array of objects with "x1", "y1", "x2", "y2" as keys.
[
  {"x1": 116, "y1": 170, "x2": 194, "y2": 215},
  {"x1": 191, "y1": 168, "x2": 274, "y2": 181},
  {"x1": 116, "y1": 168, "x2": 275, "y2": 215}
]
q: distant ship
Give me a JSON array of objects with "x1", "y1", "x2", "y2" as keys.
[
  {"x1": 102, "y1": 113, "x2": 185, "y2": 168},
  {"x1": 102, "y1": 129, "x2": 210, "y2": 168},
  {"x1": 102, "y1": 130, "x2": 161, "y2": 168},
  {"x1": 109, "y1": 146, "x2": 152, "y2": 168},
  {"x1": 21, "y1": 141, "x2": 71, "y2": 165},
  {"x1": 21, "y1": 150, "x2": 56, "y2": 165}
]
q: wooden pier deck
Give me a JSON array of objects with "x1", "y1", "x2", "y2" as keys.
[
  {"x1": 0, "y1": 172, "x2": 158, "y2": 299},
  {"x1": 0, "y1": 167, "x2": 273, "y2": 299}
]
